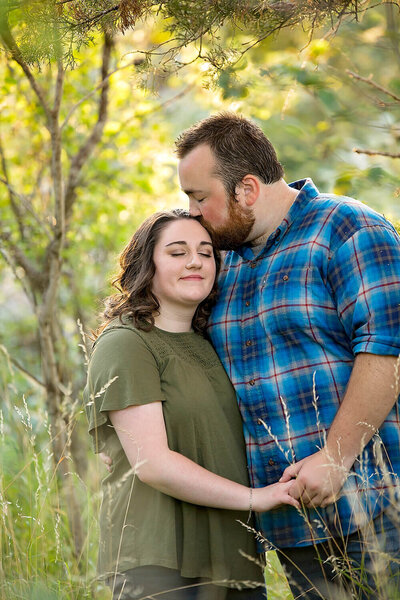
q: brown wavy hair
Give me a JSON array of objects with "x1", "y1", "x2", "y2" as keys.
[{"x1": 95, "y1": 209, "x2": 221, "y2": 337}]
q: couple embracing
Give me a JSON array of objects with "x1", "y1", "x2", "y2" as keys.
[{"x1": 85, "y1": 113, "x2": 400, "y2": 600}]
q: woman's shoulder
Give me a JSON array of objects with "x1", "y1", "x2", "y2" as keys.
[
  {"x1": 92, "y1": 317, "x2": 151, "y2": 355},
  {"x1": 91, "y1": 317, "x2": 176, "y2": 366}
]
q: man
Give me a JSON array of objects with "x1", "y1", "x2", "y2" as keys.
[{"x1": 175, "y1": 113, "x2": 400, "y2": 599}]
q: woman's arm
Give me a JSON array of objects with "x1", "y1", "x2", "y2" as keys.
[{"x1": 109, "y1": 402, "x2": 299, "y2": 512}]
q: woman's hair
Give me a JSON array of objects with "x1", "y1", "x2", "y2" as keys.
[{"x1": 95, "y1": 209, "x2": 221, "y2": 337}]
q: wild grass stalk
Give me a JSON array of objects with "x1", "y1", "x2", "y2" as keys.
[
  {"x1": 256, "y1": 372, "x2": 400, "y2": 600},
  {"x1": 0, "y1": 346, "x2": 110, "y2": 600},
  {"x1": 2, "y1": 331, "x2": 399, "y2": 600}
]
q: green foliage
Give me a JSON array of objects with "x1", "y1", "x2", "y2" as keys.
[
  {"x1": 0, "y1": 35, "x2": 182, "y2": 394},
  {"x1": 0, "y1": 348, "x2": 109, "y2": 599},
  {"x1": 0, "y1": 0, "x2": 394, "y2": 71},
  {"x1": 192, "y1": 4, "x2": 400, "y2": 217}
]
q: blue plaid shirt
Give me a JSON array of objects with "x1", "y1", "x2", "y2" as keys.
[{"x1": 208, "y1": 178, "x2": 400, "y2": 548}]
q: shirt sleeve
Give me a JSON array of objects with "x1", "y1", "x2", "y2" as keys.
[
  {"x1": 84, "y1": 326, "x2": 164, "y2": 451},
  {"x1": 327, "y1": 224, "x2": 400, "y2": 356}
]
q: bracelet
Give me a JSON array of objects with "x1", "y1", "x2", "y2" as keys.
[{"x1": 246, "y1": 488, "x2": 253, "y2": 524}]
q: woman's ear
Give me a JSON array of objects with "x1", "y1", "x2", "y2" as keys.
[{"x1": 235, "y1": 175, "x2": 260, "y2": 206}]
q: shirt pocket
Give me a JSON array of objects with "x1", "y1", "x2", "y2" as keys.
[{"x1": 259, "y1": 265, "x2": 332, "y2": 337}]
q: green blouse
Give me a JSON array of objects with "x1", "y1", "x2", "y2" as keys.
[{"x1": 84, "y1": 320, "x2": 263, "y2": 587}]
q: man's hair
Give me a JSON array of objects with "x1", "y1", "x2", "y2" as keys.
[
  {"x1": 175, "y1": 112, "x2": 284, "y2": 198},
  {"x1": 96, "y1": 209, "x2": 221, "y2": 337}
]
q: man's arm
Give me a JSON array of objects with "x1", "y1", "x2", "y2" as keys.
[{"x1": 280, "y1": 352, "x2": 399, "y2": 507}]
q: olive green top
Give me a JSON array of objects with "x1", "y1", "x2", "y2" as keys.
[{"x1": 84, "y1": 319, "x2": 263, "y2": 586}]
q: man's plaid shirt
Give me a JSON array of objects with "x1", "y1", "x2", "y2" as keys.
[{"x1": 207, "y1": 178, "x2": 400, "y2": 548}]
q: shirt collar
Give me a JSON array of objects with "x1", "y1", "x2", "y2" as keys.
[{"x1": 233, "y1": 178, "x2": 320, "y2": 259}]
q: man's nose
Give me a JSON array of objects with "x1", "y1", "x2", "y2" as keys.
[{"x1": 189, "y1": 199, "x2": 201, "y2": 217}]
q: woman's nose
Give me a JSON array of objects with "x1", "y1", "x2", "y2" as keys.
[{"x1": 186, "y1": 253, "x2": 202, "y2": 268}]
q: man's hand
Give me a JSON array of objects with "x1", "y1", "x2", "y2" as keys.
[{"x1": 279, "y1": 448, "x2": 349, "y2": 508}]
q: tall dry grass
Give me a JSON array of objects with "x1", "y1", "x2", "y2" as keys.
[
  {"x1": 1, "y1": 337, "x2": 399, "y2": 599},
  {"x1": 0, "y1": 345, "x2": 109, "y2": 600}
]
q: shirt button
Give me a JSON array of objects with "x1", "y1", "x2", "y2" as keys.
[
  {"x1": 250, "y1": 261, "x2": 256, "y2": 269},
  {"x1": 282, "y1": 275, "x2": 289, "y2": 281},
  {"x1": 249, "y1": 379, "x2": 255, "y2": 386},
  {"x1": 268, "y1": 458, "x2": 275, "y2": 466},
  {"x1": 245, "y1": 301, "x2": 250, "y2": 307},
  {"x1": 245, "y1": 340, "x2": 252, "y2": 347}
]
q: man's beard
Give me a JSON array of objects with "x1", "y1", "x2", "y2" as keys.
[{"x1": 198, "y1": 198, "x2": 255, "y2": 251}]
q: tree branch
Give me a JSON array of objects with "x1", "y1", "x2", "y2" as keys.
[
  {"x1": 0, "y1": 246, "x2": 37, "y2": 307},
  {"x1": 0, "y1": 19, "x2": 52, "y2": 123},
  {"x1": 385, "y1": 3, "x2": 400, "y2": 68},
  {"x1": 8, "y1": 354, "x2": 45, "y2": 389},
  {"x1": 60, "y1": 56, "x2": 145, "y2": 130},
  {"x1": 64, "y1": 32, "x2": 113, "y2": 223},
  {"x1": 0, "y1": 232, "x2": 46, "y2": 291},
  {"x1": 0, "y1": 176, "x2": 53, "y2": 238},
  {"x1": 50, "y1": 91, "x2": 65, "y2": 240},
  {"x1": 53, "y1": 58, "x2": 65, "y2": 116},
  {"x1": 353, "y1": 148, "x2": 400, "y2": 158},
  {"x1": 70, "y1": 5, "x2": 120, "y2": 29},
  {"x1": 0, "y1": 344, "x2": 44, "y2": 389},
  {"x1": 347, "y1": 69, "x2": 400, "y2": 102},
  {"x1": 107, "y1": 83, "x2": 196, "y2": 144},
  {"x1": 0, "y1": 134, "x2": 26, "y2": 239}
]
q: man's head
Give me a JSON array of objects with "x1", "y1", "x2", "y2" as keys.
[{"x1": 176, "y1": 112, "x2": 284, "y2": 250}]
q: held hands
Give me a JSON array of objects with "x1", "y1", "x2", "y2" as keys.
[
  {"x1": 253, "y1": 480, "x2": 300, "y2": 512},
  {"x1": 279, "y1": 448, "x2": 349, "y2": 508},
  {"x1": 99, "y1": 451, "x2": 300, "y2": 511}
]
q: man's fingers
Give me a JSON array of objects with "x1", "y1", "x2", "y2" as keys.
[
  {"x1": 279, "y1": 471, "x2": 293, "y2": 483},
  {"x1": 319, "y1": 494, "x2": 337, "y2": 508},
  {"x1": 288, "y1": 479, "x2": 305, "y2": 500},
  {"x1": 301, "y1": 493, "x2": 322, "y2": 508},
  {"x1": 279, "y1": 460, "x2": 304, "y2": 482}
]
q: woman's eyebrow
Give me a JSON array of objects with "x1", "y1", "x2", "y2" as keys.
[{"x1": 165, "y1": 241, "x2": 213, "y2": 247}]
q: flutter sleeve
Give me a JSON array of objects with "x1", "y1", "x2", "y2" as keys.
[{"x1": 84, "y1": 326, "x2": 164, "y2": 452}]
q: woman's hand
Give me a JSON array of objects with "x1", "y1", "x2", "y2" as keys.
[
  {"x1": 108, "y1": 402, "x2": 299, "y2": 512},
  {"x1": 253, "y1": 481, "x2": 300, "y2": 512}
]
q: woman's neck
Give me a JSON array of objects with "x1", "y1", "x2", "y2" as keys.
[{"x1": 153, "y1": 306, "x2": 195, "y2": 333}]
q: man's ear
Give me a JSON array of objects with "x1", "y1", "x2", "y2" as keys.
[{"x1": 235, "y1": 175, "x2": 260, "y2": 206}]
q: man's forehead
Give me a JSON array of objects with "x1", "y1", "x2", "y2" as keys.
[
  {"x1": 178, "y1": 145, "x2": 217, "y2": 188},
  {"x1": 178, "y1": 144, "x2": 215, "y2": 169}
]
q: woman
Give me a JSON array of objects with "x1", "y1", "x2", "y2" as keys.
[{"x1": 84, "y1": 209, "x2": 298, "y2": 600}]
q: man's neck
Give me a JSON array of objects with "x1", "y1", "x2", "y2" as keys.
[{"x1": 247, "y1": 179, "x2": 299, "y2": 244}]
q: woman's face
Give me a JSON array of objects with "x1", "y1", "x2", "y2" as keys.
[{"x1": 151, "y1": 219, "x2": 216, "y2": 311}]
